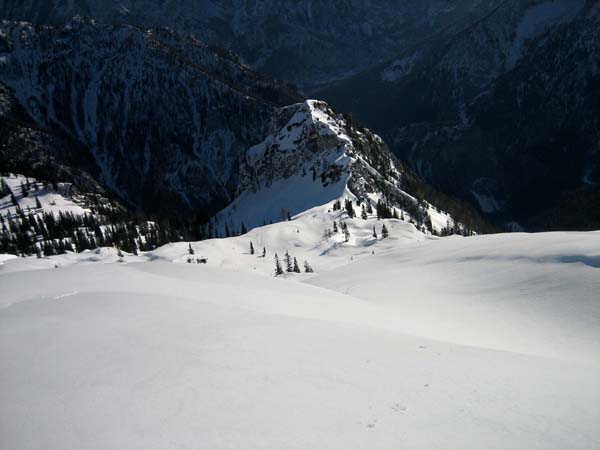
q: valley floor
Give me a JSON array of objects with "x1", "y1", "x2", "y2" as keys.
[{"x1": 1, "y1": 231, "x2": 599, "y2": 450}]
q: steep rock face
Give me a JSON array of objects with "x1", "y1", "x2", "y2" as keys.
[
  {"x1": 322, "y1": 0, "x2": 600, "y2": 229},
  {"x1": 0, "y1": 0, "x2": 498, "y2": 88},
  {"x1": 0, "y1": 18, "x2": 301, "y2": 217}
]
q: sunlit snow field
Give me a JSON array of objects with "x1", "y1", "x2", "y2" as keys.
[{"x1": 1, "y1": 210, "x2": 599, "y2": 449}]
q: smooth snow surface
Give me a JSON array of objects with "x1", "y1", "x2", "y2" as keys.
[{"x1": 1, "y1": 231, "x2": 599, "y2": 450}]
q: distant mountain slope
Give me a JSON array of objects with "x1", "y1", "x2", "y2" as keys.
[
  {"x1": 0, "y1": 0, "x2": 499, "y2": 88},
  {"x1": 320, "y1": 0, "x2": 600, "y2": 230},
  {"x1": 0, "y1": 18, "x2": 301, "y2": 218}
]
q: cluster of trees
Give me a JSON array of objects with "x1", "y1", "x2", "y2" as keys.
[
  {"x1": 0, "y1": 206, "x2": 191, "y2": 257},
  {"x1": 274, "y1": 251, "x2": 313, "y2": 276},
  {"x1": 372, "y1": 224, "x2": 389, "y2": 239},
  {"x1": 249, "y1": 241, "x2": 267, "y2": 258},
  {"x1": 324, "y1": 220, "x2": 351, "y2": 242}
]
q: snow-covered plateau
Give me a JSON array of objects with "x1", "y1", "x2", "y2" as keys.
[{"x1": 1, "y1": 206, "x2": 599, "y2": 449}]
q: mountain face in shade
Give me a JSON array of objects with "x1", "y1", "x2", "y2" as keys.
[
  {"x1": 320, "y1": 0, "x2": 600, "y2": 230},
  {"x1": 0, "y1": 0, "x2": 498, "y2": 89},
  {"x1": 0, "y1": 18, "x2": 301, "y2": 218}
]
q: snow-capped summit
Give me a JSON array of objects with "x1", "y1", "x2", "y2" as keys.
[{"x1": 215, "y1": 99, "x2": 446, "y2": 235}]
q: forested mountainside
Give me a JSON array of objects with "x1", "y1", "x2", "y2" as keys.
[
  {"x1": 0, "y1": 0, "x2": 499, "y2": 88},
  {"x1": 0, "y1": 18, "x2": 491, "y2": 257},
  {"x1": 0, "y1": 17, "x2": 301, "y2": 219},
  {"x1": 321, "y1": 0, "x2": 600, "y2": 230}
]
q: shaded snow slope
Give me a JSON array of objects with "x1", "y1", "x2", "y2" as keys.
[{"x1": 1, "y1": 230, "x2": 599, "y2": 450}]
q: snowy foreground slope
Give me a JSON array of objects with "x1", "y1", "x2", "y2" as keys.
[{"x1": 1, "y1": 230, "x2": 599, "y2": 450}]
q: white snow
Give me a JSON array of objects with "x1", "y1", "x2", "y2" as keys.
[
  {"x1": 1, "y1": 224, "x2": 599, "y2": 450},
  {"x1": 0, "y1": 174, "x2": 89, "y2": 218}
]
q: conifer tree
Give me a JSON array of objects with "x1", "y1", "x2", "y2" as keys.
[
  {"x1": 274, "y1": 253, "x2": 284, "y2": 276},
  {"x1": 20, "y1": 181, "x2": 29, "y2": 197},
  {"x1": 262, "y1": 247, "x2": 266, "y2": 258},
  {"x1": 303, "y1": 260, "x2": 314, "y2": 273},
  {"x1": 381, "y1": 223, "x2": 389, "y2": 238},
  {"x1": 285, "y1": 251, "x2": 293, "y2": 272},
  {"x1": 345, "y1": 198, "x2": 355, "y2": 218},
  {"x1": 342, "y1": 222, "x2": 350, "y2": 242},
  {"x1": 361, "y1": 204, "x2": 368, "y2": 220},
  {"x1": 333, "y1": 221, "x2": 338, "y2": 233},
  {"x1": 367, "y1": 202, "x2": 373, "y2": 214},
  {"x1": 188, "y1": 243, "x2": 194, "y2": 255},
  {"x1": 293, "y1": 257, "x2": 301, "y2": 273},
  {"x1": 372, "y1": 226, "x2": 378, "y2": 239},
  {"x1": 250, "y1": 241, "x2": 255, "y2": 255}
]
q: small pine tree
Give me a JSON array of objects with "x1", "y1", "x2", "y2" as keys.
[
  {"x1": 361, "y1": 204, "x2": 368, "y2": 220},
  {"x1": 274, "y1": 253, "x2": 284, "y2": 276},
  {"x1": 342, "y1": 222, "x2": 350, "y2": 242},
  {"x1": 372, "y1": 226, "x2": 378, "y2": 239},
  {"x1": 333, "y1": 221, "x2": 338, "y2": 233},
  {"x1": 250, "y1": 242, "x2": 255, "y2": 255},
  {"x1": 285, "y1": 251, "x2": 293, "y2": 272},
  {"x1": 345, "y1": 198, "x2": 355, "y2": 218},
  {"x1": 293, "y1": 257, "x2": 301, "y2": 273},
  {"x1": 262, "y1": 247, "x2": 266, "y2": 258},
  {"x1": 35, "y1": 196, "x2": 42, "y2": 209},
  {"x1": 367, "y1": 202, "x2": 373, "y2": 214},
  {"x1": 188, "y1": 243, "x2": 194, "y2": 255},
  {"x1": 303, "y1": 260, "x2": 314, "y2": 273},
  {"x1": 381, "y1": 224, "x2": 389, "y2": 238},
  {"x1": 20, "y1": 181, "x2": 29, "y2": 197}
]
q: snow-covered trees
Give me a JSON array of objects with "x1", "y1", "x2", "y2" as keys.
[
  {"x1": 250, "y1": 242, "x2": 255, "y2": 255},
  {"x1": 372, "y1": 226, "x2": 378, "y2": 239},
  {"x1": 293, "y1": 257, "x2": 301, "y2": 273}
]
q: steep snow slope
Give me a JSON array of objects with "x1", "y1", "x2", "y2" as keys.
[
  {"x1": 214, "y1": 100, "x2": 454, "y2": 236},
  {"x1": 1, "y1": 231, "x2": 599, "y2": 450}
]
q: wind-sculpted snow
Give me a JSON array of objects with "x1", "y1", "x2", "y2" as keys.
[{"x1": 1, "y1": 230, "x2": 598, "y2": 450}]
